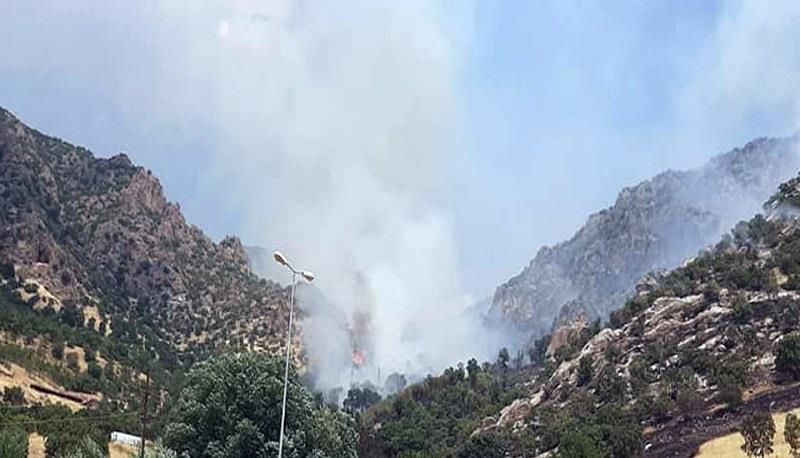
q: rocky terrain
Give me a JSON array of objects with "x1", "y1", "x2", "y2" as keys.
[
  {"x1": 0, "y1": 106, "x2": 298, "y2": 364},
  {"x1": 490, "y1": 137, "x2": 800, "y2": 340},
  {"x1": 475, "y1": 172, "x2": 800, "y2": 456}
]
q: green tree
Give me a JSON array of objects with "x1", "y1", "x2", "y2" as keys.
[
  {"x1": 0, "y1": 428, "x2": 28, "y2": 457},
  {"x1": 466, "y1": 358, "x2": 480, "y2": 388},
  {"x1": 785, "y1": 413, "x2": 800, "y2": 458},
  {"x1": 456, "y1": 430, "x2": 509, "y2": 458},
  {"x1": 343, "y1": 386, "x2": 382, "y2": 415},
  {"x1": 52, "y1": 340, "x2": 65, "y2": 360},
  {"x1": 163, "y1": 352, "x2": 357, "y2": 458},
  {"x1": 740, "y1": 413, "x2": 775, "y2": 458},
  {"x1": 2, "y1": 386, "x2": 26, "y2": 405},
  {"x1": 497, "y1": 348, "x2": 510, "y2": 370},
  {"x1": 559, "y1": 428, "x2": 606, "y2": 458},
  {"x1": 576, "y1": 357, "x2": 593, "y2": 387},
  {"x1": 777, "y1": 333, "x2": 800, "y2": 380}
]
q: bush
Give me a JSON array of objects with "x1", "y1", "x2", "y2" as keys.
[
  {"x1": 785, "y1": 413, "x2": 800, "y2": 458},
  {"x1": 594, "y1": 367, "x2": 626, "y2": 404},
  {"x1": 0, "y1": 263, "x2": 14, "y2": 279},
  {"x1": 576, "y1": 357, "x2": 593, "y2": 387},
  {"x1": 777, "y1": 333, "x2": 800, "y2": 380},
  {"x1": 51, "y1": 340, "x2": 65, "y2": 360},
  {"x1": 456, "y1": 430, "x2": 510, "y2": 458},
  {"x1": 87, "y1": 362, "x2": 102, "y2": 379},
  {"x1": 0, "y1": 428, "x2": 28, "y2": 457},
  {"x1": 559, "y1": 427, "x2": 605, "y2": 458},
  {"x1": 2, "y1": 386, "x2": 26, "y2": 405},
  {"x1": 740, "y1": 413, "x2": 775, "y2": 458},
  {"x1": 61, "y1": 437, "x2": 106, "y2": 458}
]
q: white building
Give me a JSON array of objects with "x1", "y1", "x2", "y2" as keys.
[{"x1": 110, "y1": 432, "x2": 142, "y2": 447}]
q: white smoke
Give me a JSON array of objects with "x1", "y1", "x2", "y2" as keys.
[{"x1": 148, "y1": 1, "x2": 499, "y2": 390}]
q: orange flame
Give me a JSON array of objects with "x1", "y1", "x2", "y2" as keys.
[{"x1": 352, "y1": 349, "x2": 367, "y2": 367}]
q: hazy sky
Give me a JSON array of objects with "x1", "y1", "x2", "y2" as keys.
[{"x1": 2, "y1": 1, "x2": 800, "y2": 301}]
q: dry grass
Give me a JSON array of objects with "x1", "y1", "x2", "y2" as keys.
[
  {"x1": 28, "y1": 433, "x2": 45, "y2": 458},
  {"x1": 0, "y1": 362, "x2": 96, "y2": 412},
  {"x1": 109, "y1": 441, "x2": 139, "y2": 458},
  {"x1": 696, "y1": 407, "x2": 800, "y2": 457}
]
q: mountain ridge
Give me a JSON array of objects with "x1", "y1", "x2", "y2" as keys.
[
  {"x1": 490, "y1": 136, "x2": 800, "y2": 340},
  {"x1": 0, "y1": 105, "x2": 298, "y2": 365}
]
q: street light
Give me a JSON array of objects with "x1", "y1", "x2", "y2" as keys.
[{"x1": 273, "y1": 250, "x2": 314, "y2": 458}]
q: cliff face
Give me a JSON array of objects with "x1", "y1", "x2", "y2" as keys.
[
  {"x1": 0, "y1": 106, "x2": 297, "y2": 361},
  {"x1": 490, "y1": 137, "x2": 799, "y2": 338}
]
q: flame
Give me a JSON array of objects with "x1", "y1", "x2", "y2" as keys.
[{"x1": 352, "y1": 349, "x2": 367, "y2": 367}]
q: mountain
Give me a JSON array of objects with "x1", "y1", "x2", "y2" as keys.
[
  {"x1": 0, "y1": 106, "x2": 296, "y2": 365},
  {"x1": 473, "y1": 173, "x2": 800, "y2": 456},
  {"x1": 490, "y1": 137, "x2": 799, "y2": 339}
]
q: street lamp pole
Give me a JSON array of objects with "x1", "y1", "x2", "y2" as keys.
[{"x1": 274, "y1": 251, "x2": 314, "y2": 458}]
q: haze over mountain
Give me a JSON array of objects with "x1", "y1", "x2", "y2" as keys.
[{"x1": 491, "y1": 137, "x2": 800, "y2": 340}]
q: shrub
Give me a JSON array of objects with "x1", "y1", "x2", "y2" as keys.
[
  {"x1": 65, "y1": 353, "x2": 81, "y2": 372},
  {"x1": 576, "y1": 357, "x2": 593, "y2": 387},
  {"x1": 594, "y1": 367, "x2": 626, "y2": 404},
  {"x1": 2, "y1": 386, "x2": 26, "y2": 405},
  {"x1": 740, "y1": 413, "x2": 775, "y2": 458},
  {"x1": 777, "y1": 333, "x2": 800, "y2": 380},
  {"x1": 51, "y1": 340, "x2": 65, "y2": 360},
  {"x1": 785, "y1": 413, "x2": 800, "y2": 458},
  {"x1": 0, "y1": 428, "x2": 27, "y2": 457},
  {"x1": 559, "y1": 427, "x2": 605, "y2": 458}
]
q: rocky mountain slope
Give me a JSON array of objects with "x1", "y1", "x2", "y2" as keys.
[
  {"x1": 0, "y1": 106, "x2": 296, "y2": 364},
  {"x1": 490, "y1": 137, "x2": 799, "y2": 339},
  {"x1": 477, "y1": 173, "x2": 800, "y2": 457}
]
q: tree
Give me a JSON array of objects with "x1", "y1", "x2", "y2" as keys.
[
  {"x1": 740, "y1": 413, "x2": 775, "y2": 458},
  {"x1": 87, "y1": 361, "x2": 102, "y2": 379},
  {"x1": 163, "y1": 353, "x2": 357, "y2": 458},
  {"x1": 559, "y1": 428, "x2": 605, "y2": 458},
  {"x1": 576, "y1": 357, "x2": 593, "y2": 387},
  {"x1": 51, "y1": 340, "x2": 65, "y2": 360},
  {"x1": 456, "y1": 431, "x2": 509, "y2": 458},
  {"x1": 343, "y1": 386, "x2": 382, "y2": 415},
  {"x1": 466, "y1": 358, "x2": 480, "y2": 388},
  {"x1": 786, "y1": 413, "x2": 800, "y2": 458},
  {"x1": 0, "y1": 428, "x2": 27, "y2": 457},
  {"x1": 777, "y1": 333, "x2": 800, "y2": 380},
  {"x1": 497, "y1": 348, "x2": 510, "y2": 387},
  {"x1": 2, "y1": 386, "x2": 26, "y2": 405},
  {"x1": 497, "y1": 348, "x2": 510, "y2": 370}
]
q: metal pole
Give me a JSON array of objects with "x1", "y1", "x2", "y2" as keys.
[{"x1": 277, "y1": 272, "x2": 297, "y2": 458}]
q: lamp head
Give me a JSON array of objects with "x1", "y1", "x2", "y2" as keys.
[
  {"x1": 273, "y1": 251, "x2": 289, "y2": 267},
  {"x1": 301, "y1": 271, "x2": 315, "y2": 282}
]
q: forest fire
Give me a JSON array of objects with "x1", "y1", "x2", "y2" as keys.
[{"x1": 352, "y1": 349, "x2": 367, "y2": 367}]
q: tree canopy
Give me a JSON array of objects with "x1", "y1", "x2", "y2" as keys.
[{"x1": 163, "y1": 352, "x2": 357, "y2": 458}]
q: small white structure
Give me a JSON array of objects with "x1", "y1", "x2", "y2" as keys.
[{"x1": 110, "y1": 431, "x2": 142, "y2": 448}]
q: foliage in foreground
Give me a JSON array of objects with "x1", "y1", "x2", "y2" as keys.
[
  {"x1": 0, "y1": 428, "x2": 28, "y2": 457},
  {"x1": 163, "y1": 352, "x2": 357, "y2": 458}
]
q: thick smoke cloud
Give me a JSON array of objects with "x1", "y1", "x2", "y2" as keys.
[{"x1": 148, "y1": 1, "x2": 498, "y2": 391}]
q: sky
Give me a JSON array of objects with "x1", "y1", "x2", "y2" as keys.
[{"x1": 2, "y1": 0, "x2": 800, "y2": 303}]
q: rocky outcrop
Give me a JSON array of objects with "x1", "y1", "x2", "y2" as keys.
[
  {"x1": 481, "y1": 178, "x2": 800, "y2": 454},
  {"x1": 0, "y1": 106, "x2": 298, "y2": 362},
  {"x1": 490, "y1": 137, "x2": 799, "y2": 340}
]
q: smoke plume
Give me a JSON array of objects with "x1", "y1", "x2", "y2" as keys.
[{"x1": 149, "y1": 1, "x2": 501, "y2": 391}]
